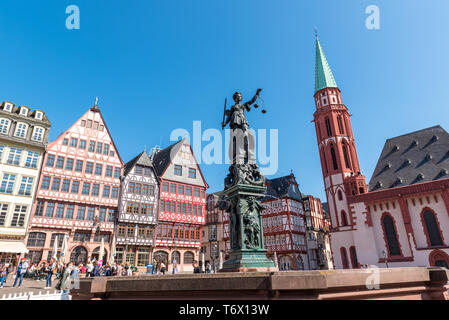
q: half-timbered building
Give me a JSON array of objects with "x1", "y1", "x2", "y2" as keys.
[
  {"x1": 303, "y1": 195, "x2": 333, "y2": 270},
  {"x1": 115, "y1": 151, "x2": 159, "y2": 269},
  {"x1": 151, "y1": 139, "x2": 208, "y2": 272},
  {"x1": 0, "y1": 100, "x2": 51, "y2": 267},
  {"x1": 201, "y1": 192, "x2": 228, "y2": 270},
  {"x1": 25, "y1": 102, "x2": 124, "y2": 265},
  {"x1": 262, "y1": 173, "x2": 308, "y2": 270}
]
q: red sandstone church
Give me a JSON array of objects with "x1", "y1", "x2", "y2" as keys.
[{"x1": 313, "y1": 36, "x2": 449, "y2": 269}]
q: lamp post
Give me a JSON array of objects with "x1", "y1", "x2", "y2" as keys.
[{"x1": 382, "y1": 250, "x2": 389, "y2": 268}]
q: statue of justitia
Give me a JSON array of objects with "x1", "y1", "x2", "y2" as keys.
[
  {"x1": 222, "y1": 89, "x2": 262, "y2": 166},
  {"x1": 222, "y1": 88, "x2": 262, "y2": 131}
]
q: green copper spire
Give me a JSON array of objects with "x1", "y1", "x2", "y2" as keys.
[{"x1": 315, "y1": 35, "x2": 338, "y2": 94}]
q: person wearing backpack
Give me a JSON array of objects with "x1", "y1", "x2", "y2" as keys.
[{"x1": 13, "y1": 258, "x2": 28, "y2": 288}]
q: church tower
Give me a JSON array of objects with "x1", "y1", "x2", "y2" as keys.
[{"x1": 312, "y1": 35, "x2": 367, "y2": 241}]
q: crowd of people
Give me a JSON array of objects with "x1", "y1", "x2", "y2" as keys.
[{"x1": 0, "y1": 256, "x2": 216, "y2": 291}]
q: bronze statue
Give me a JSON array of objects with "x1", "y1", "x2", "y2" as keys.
[{"x1": 222, "y1": 89, "x2": 263, "y2": 131}]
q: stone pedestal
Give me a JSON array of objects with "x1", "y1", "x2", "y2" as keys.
[{"x1": 221, "y1": 182, "x2": 276, "y2": 272}]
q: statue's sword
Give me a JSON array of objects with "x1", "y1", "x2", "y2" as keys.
[{"x1": 222, "y1": 98, "x2": 227, "y2": 129}]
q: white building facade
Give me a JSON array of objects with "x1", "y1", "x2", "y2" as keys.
[{"x1": 0, "y1": 101, "x2": 51, "y2": 266}]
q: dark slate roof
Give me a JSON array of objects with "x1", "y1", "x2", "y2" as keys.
[
  {"x1": 151, "y1": 139, "x2": 184, "y2": 177},
  {"x1": 322, "y1": 202, "x2": 330, "y2": 219},
  {"x1": 124, "y1": 151, "x2": 153, "y2": 176},
  {"x1": 263, "y1": 174, "x2": 303, "y2": 201},
  {"x1": 368, "y1": 125, "x2": 449, "y2": 192}
]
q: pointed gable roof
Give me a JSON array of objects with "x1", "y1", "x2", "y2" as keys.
[
  {"x1": 152, "y1": 138, "x2": 208, "y2": 188},
  {"x1": 152, "y1": 139, "x2": 184, "y2": 177},
  {"x1": 263, "y1": 174, "x2": 303, "y2": 201},
  {"x1": 124, "y1": 151, "x2": 153, "y2": 176},
  {"x1": 369, "y1": 125, "x2": 449, "y2": 192},
  {"x1": 47, "y1": 104, "x2": 124, "y2": 166},
  {"x1": 315, "y1": 36, "x2": 338, "y2": 94}
]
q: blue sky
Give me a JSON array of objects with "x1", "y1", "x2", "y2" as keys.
[{"x1": 1, "y1": 1, "x2": 449, "y2": 200}]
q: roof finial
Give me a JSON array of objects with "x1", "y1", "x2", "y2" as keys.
[
  {"x1": 95, "y1": 97, "x2": 99, "y2": 106},
  {"x1": 314, "y1": 27, "x2": 318, "y2": 39}
]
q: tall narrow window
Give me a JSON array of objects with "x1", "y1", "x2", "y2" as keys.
[
  {"x1": 423, "y1": 210, "x2": 443, "y2": 246},
  {"x1": 330, "y1": 146, "x2": 338, "y2": 170},
  {"x1": 342, "y1": 144, "x2": 351, "y2": 169},
  {"x1": 382, "y1": 214, "x2": 401, "y2": 256},
  {"x1": 337, "y1": 115, "x2": 345, "y2": 134},
  {"x1": 349, "y1": 246, "x2": 359, "y2": 268},
  {"x1": 325, "y1": 118, "x2": 332, "y2": 137},
  {"x1": 341, "y1": 210, "x2": 348, "y2": 226},
  {"x1": 321, "y1": 149, "x2": 328, "y2": 174},
  {"x1": 340, "y1": 247, "x2": 349, "y2": 269}
]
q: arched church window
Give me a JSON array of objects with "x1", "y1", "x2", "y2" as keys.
[
  {"x1": 349, "y1": 246, "x2": 359, "y2": 268},
  {"x1": 321, "y1": 149, "x2": 328, "y2": 174},
  {"x1": 330, "y1": 146, "x2": 338, "y2": 170},
  {"x1": 422, "y1": 210, "x2": 443, "y2": 246},
  {"x1": 382, "y1": 214, "x2": 401, "y2": 256},
  {"x1": 342, "y1": 144, "x2": 351, "y2": 169},
  {"x1": 340, "y1": 247, "x2": 349, "y2": 269},
  {"x1": 341, "y1": 210, "x2": 348, "y2": 226},
  {"x1": 325, "y1": 118, "x2": 332, "y2": 137},
  {"x1": 337, "y1": 115, "x2": 345, "y2": 134},
  {"x1": 337, "y1": 190, "x2": 343, "y2": 201}
]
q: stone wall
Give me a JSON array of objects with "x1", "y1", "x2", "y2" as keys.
[{"x1": 71, "y1": 267, "x2": 449, "y2": 300}]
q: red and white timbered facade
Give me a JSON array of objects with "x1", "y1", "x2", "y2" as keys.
[
  {"x1": 262, "y1": 174, "x2": 307, "y2": 270},
  {"x1": 115, "y1": 151, "x2": 159, "y2": 269},
  {"x1": 152, "y1": 139, "x2": 208, "y2": 272},
  {"x1": 26, "y1": 104, "x2": 124, "y2": 265}
]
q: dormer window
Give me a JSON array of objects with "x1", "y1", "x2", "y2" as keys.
[
  {"x1": 20, "y1": 107, "x2": 28, "y2": 116},
  {"x1": 15, "y1": 123, "x2": 28, "y2": 138},
  {"x1": 32, "y1": 127, "x2": 44, "y2": 142},
  {"x1": 35, "y1": 112, "x2": 43, "y2": 120},
  {"x1": 0, "y1": 118, "x2": 10, "y2": 134},
  {"x1": 3, "y1": 104, "x2": 12, "y2": 112}
]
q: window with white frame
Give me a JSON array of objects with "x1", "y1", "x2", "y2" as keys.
[
  {"x1": 0, "y1": 173, "x2": 16, "y2": 194},
  {"x1": 3, "y1": 104, "x2": 12, "y2": 112},
  {"x1": 7, "y1": 148, "x2": 22, "y2": 165},
  {"x1": 18, "y1": 176, "x2": 34, "y2": 196},
  {"x1": 15, "y1": 123, "x2": 28, "y2": 138},
  {"x1": 0, "y1": 203, "x2": 8, "y2": 226},
  {"x1": 35, "y1": 112, "x2": 43, "y2": 120},
  {"x1": 0, "y1": 145, "x2": 3, "y2": 161},
  {"x1": 32, "y1": 127, "x2": 44, "y2": 142},
  {"x1": 20, "y1": 107, "x2": 28, "y2": 116},
  {"x1": 24, "y1": 151, "x2": 40, "y2": 168},
  {"x1": 10, "y1": 205, "x2": 27, "y2": 227},
  {"x1": 0, "y1": 118, "x2": 10, "y2": 134}
]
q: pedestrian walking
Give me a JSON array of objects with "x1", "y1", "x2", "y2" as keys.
[
  {"x1": 13, "y1": 258, "x2": 28, "y2": 288},
  {"x1": 86, "y1": 261, "x2": 94, "y2": 277},
  {"x1": 45, "y1": 259, "x2": 56, "y2": 289},
  {"x1": 0, "y1": 264, "x2": 8, "y2": 288},
  {"x1": 59, "y1": 262, "x2": 73, "y2": 294},
  {"x1": 172, "y1": 259, "x2": 178, "y2": 275},
  {"x1": 160, "y1": 261, "x2": 166, "y2": 275}
]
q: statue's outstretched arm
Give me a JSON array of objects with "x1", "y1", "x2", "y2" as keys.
[{"x1": 244, "y1": 88, "x2": 262, "y2": 109}]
